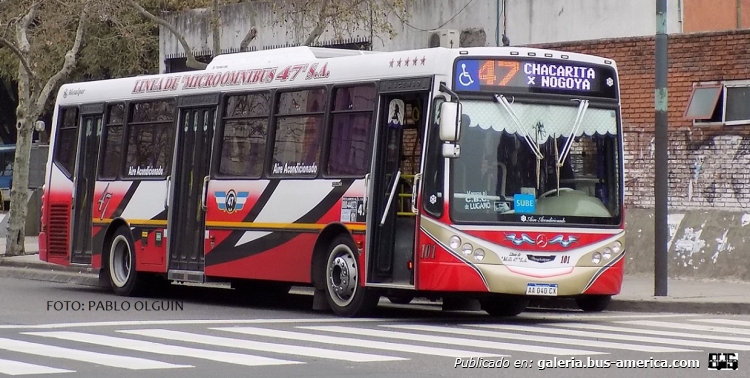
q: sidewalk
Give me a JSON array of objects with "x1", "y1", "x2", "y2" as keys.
[{"x1": 1, "y1": 237, "x2": 748, "y2": 314}]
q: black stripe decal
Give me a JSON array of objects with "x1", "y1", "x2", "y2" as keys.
[{"x1": 206, "y1": 179, "x2": 354, "y2": 266}]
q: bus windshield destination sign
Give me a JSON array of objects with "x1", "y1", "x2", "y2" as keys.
[{"x1": 453, "y1": 58, "x2": 617, "y2": 99}]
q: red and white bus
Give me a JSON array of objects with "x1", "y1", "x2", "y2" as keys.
[{"x1": 41, "y1": 45, "x2": 624, "y2": 317}]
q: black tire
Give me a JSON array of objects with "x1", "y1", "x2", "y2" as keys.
[
  {"x1": 323, "y1": 235, "x2": 379, "y2": 317},
  {"x1": 387, "y1": 296, "x2": 414, "y2": 305},
  {"x1": 480, "y1": 295, "x2": 529, "y2": 317},
  {"x1": 575, "y1": 295, "x2": 611, "y2": 312},
  {"x1": 107, "y1": 226, "x2": 148, "y2": 296}
]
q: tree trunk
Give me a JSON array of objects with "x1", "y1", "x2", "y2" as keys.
[{"x1": 5, "y1": 106, "x2": 33, "y2": 256}]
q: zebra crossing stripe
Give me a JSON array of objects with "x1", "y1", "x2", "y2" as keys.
[
  {"x1": 690, "y1": 318, "x2": 750, "y2": 328},
  {"x1": 558, "y1": 323, "x2": 750, "y2": 343},
  {"x1": 24, "y1": 331, "x2": 301, "y2": 367},
  {"x1": 299, "y1": 326, "x2": 604, "y2": 356},
  {"x1": 0, "y1": 337, "x2": 189, "y2": 370},
  {"x1": 213, "y1": 326, "x2": 501, "y2": 358},
  {"x1": 0, "y1": 358, "x2": 73, "y2": 375},
  {"x1": 119, "y1": 329, "x2": 406, "y2": 362},
  {"x1": 383, "y1": 324, "x2": 695, "y2": 353},
  {"x1": 471, "y1": 324, "x2": 750, "y2": 351},
  {"x1": 618, "y1": 320, "x2": 750, "y2": 336}
]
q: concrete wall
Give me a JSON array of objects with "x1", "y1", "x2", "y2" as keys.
[{"x1": 159, "y1": 0, "x2": 683, "y2": 73}]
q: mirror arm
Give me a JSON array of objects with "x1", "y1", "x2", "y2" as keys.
[{"x1": 439, "y1": 82, "x2": 460, "y2": 102}]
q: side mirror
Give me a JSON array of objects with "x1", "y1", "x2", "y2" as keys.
[{"x1": 439, "y1": 102, "x2": 462, "y2": 142}]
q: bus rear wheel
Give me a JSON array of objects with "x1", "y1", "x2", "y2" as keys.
[
  {"x1": 575, "y1": 295, "x2": 611, "y2": 312},
  {"x1": 324, "y1": 235, "x2": 378, "y2": 317},
  {"x1": 108, "y1": 226, "x2": 147, "y2": 297},
  {"x1": 480, "y1": 295, "x2": 529, "y2": 317}
]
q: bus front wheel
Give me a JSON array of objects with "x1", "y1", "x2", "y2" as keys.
[
  {"x1": 323, "y1": 235, "x2": 378, "y2": 317},
  {"x1": 575, "y1": 295, "x2": 611, "y2": 312},
  {"x1": 108, "y1": 226, "x2": 147, "y2": 297}
]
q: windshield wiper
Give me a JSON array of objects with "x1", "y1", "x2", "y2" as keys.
[
  {"x1": 494, "y1": 94, "x2": 544, "y2": 160},
  {"x1": 553, "y1": 99, "x2": 589, "y2": 195}
]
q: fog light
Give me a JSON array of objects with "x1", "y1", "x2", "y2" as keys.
[
  {"x1": 591, "y1": 252, "x2": 602, "y2": 264},
  {"x1": 461, "y1": 243, "x2": 473, "y2": 255},
  {"x1": 602, "y1": 247, "x2": 612, "y2": 260},
  {"x1": 449, "y1": 236, "x2": 461, "y2": 249},
  {"x1": 474, "y1": 249, "x2": 485, "y2": 261}
]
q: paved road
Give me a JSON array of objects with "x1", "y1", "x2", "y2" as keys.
[{"x1": 0, "y1": 277, "x2": 745, "y2": 377}]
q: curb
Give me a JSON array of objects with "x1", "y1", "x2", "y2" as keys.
[
  {"x1": 0, "y1": 257, "x2": 97, "y2": 274},
  {"x1": 0, "y1": 266, "x2": 101, "y2": 287}
]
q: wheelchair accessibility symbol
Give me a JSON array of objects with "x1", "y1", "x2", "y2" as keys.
[
  {"x1": 459, "y1": 64, "x2": 474, "y2": 86},
  {"x1": 455, "y1": 60, "x2": 479, "y2": 90}
]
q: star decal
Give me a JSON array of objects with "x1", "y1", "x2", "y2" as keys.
[
  {"x1": 420, "y1": 56, "x2": 426, "y2": 65},
  {"x1": 389, "y1": 59, "x2": 394, "y2": 67},
  {"x1": 397, "y1": 58, "x2": 402, "y2": 67},
  {"x1": 412, "y1": 56, "x2": 418, "y2": 65},
  {"x1": 404, "y1": 57, "x2": 409, "y2": 66}
]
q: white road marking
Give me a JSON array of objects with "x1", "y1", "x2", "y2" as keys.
[
  {"x1": 558, "y1": 322, "x2": 750, "y2": 343},
  {"x1": 0, "y1": 358, "x2": 73, "y2": 376},
  {"x1": 300, "y1": 326, "x2": 604, "y2": 356},
  {"x1": 0, "y1": 317, "x2": 394, "y2": 330},
  {"x1": 119, "y1": 329, "x2": 406, "y2": 362},
  {"x1": 690, "y1": 318, "x2": 750, "y2": 327},
  {"x1": 0, "y1": 337, "x2": 189, "y2": 370},
  {"x1": 618, "y1": 320, "x2": 750, "y2": 336},
  {"x1": 214, "y1": 326, "x2": 502, "y2": 358},
  {"x1": 384, "y1": 324, "x2": 695, "y2": 353},
  {"x1": 24, "y1": 331, "x2": 300, "y2": 367},
  {"x1": 471, "y1": 324, "x2": 750, "y2": 350}
]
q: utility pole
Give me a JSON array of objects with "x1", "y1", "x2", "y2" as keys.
[{"x1": 654, "y1": 0, "x2": 669, "y2": 296}]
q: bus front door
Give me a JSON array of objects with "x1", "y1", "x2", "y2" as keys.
[
  {"x1": 367, "y1": 90, "x2": 428, "y2": 286},
  {"x1": 71, "y1": 106, "x2": 103, "y2": 265},
  {"x1": 167, "y1": 95, "x2": 217, "y2": 281}
]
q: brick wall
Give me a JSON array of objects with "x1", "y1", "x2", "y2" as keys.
[{"x1": 531, "y1": 29, "x2": 750, "y2": 210}]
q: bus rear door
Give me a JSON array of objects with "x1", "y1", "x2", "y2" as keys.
[
  {"x1": 167, "y1": 94, "x2": 218, "y2": 282},
  {"x1": 70, "y1": 103, "x2": 104, "y2": 265}
]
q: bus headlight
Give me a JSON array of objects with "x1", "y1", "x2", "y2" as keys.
[
  {"x1": 449, "y1": 236, "x2": 461, "y2": 249},
  {"x1": 461, "y1": 243, "x2": 473, "y2": 255},
  {"x1": 591, "y1": 252, "x2": 602, "y2": 265},
  {"x1": 473, "y1": 249, "x2": 485, "y2": 261},
  {"x1": 602, "y1": 247, "x2": 612, "y2": 260},
  {"x1": 611, "y1": 241, "x2": 622, "y2": 254}
]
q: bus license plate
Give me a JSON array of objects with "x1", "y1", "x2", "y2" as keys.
[{"x1": 526, "y1": 283, "x2": 558, "y2": 296}]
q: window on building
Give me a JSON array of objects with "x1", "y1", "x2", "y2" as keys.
[
  {"x1": 54, "y1": 107, "x2": 79, "y2": 177},
  {"x1": 684, "y1": 82, "x2": 750, "y2": 124},
  {"x1": 327, "y1": 85, "x2": 376, "y2": 176},
  {"x1": 218, "y1": 92, "x2": 270, "y2": 177},
  {"x1": 271, "y1": 88, "x2": 326, "y2": 177},
  {"x1": 99, "y1": 103, "x2": 124, "y2": 179},
  {"x1": 123, "y1": 99, "x2": 175, "y2": 178}
]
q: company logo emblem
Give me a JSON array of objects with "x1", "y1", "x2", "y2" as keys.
[
  {"x1": 215, "y1": 190, "x2": 249, "y2": 213},
  {"x1": 536, "y1": 234, "x2": 548, "y2": 248}
]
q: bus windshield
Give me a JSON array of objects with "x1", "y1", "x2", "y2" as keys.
[{"x1": 450, "y1": 98, "x2": 621, "y2": 225}]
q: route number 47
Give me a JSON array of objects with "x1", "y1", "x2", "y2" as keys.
[{"x1": 275, "y1": 63, "x2": 330, "y2": 82}]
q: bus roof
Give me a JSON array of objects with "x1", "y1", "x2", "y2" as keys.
[{"x1": 55, "y1": 46, "x2": 618, "y2": 106}]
